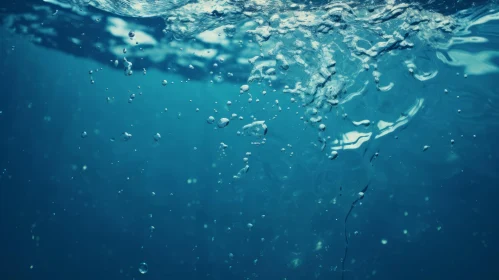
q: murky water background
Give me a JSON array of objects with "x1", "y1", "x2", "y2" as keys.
[{"x1": 1, "y1": 0, "x2": 499, "y2": 279}]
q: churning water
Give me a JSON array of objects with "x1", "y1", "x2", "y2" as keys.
[{"x1": 1, "y1": 0, "x2": 499, "y2": 279}]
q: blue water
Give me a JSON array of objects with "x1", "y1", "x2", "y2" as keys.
[{"x1": 1, "y1": 1, "x2": 499, "y2": 280}]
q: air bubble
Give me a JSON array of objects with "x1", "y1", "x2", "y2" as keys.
[
  {"x1": 240, "y1": 85, "x2": 249, "y2": 93},
  {"x1": 242, "y1": 121, "x2": 267, "y2": 137},
  {"x1": 218, "y1": 118, "x2": 230, "y2": 128},
  {"x1": 122, "y1": 132, "x2": 132, "y2": 141},
  {"x1": 138, "y1": 262, "x2": 148, "y2": 274},
  {"x1": 329, "y1": 151, "x2": 338, "y2": 160},
  {"x1": 153, "y1": 133, "x2": 161, "y2": 142}
]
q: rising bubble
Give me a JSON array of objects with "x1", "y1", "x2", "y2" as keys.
[
  {"x1": 218, "y1": 118, "x2": 230, "y2": 128},
  {"x1": 138, "y1": 262, "x2": 148, "y2": 274}
]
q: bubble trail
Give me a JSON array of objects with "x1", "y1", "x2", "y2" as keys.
[{"x1": 341, "y1": 182, "x2": 370, "y2": 280}]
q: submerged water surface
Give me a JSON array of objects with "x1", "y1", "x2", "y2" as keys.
[{"x1": 1, "y1": 0, "x2": 499, "y2": 280}]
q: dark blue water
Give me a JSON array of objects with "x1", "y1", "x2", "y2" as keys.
[{"x1": 1, "y1": 1, "x2": 499, "y2": 280}]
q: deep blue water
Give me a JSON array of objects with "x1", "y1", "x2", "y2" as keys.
[{"x1": 1, "y1": 1, "x2": 499, "y2": 280}]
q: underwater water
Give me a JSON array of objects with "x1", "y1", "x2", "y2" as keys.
[{"x1": 1, "y1": 0, "x2": 499, "y2": 279}]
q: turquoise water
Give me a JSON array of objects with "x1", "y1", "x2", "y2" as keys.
[{"x1": 1, "y1": 1, "x2": 499, "y2": 280}]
